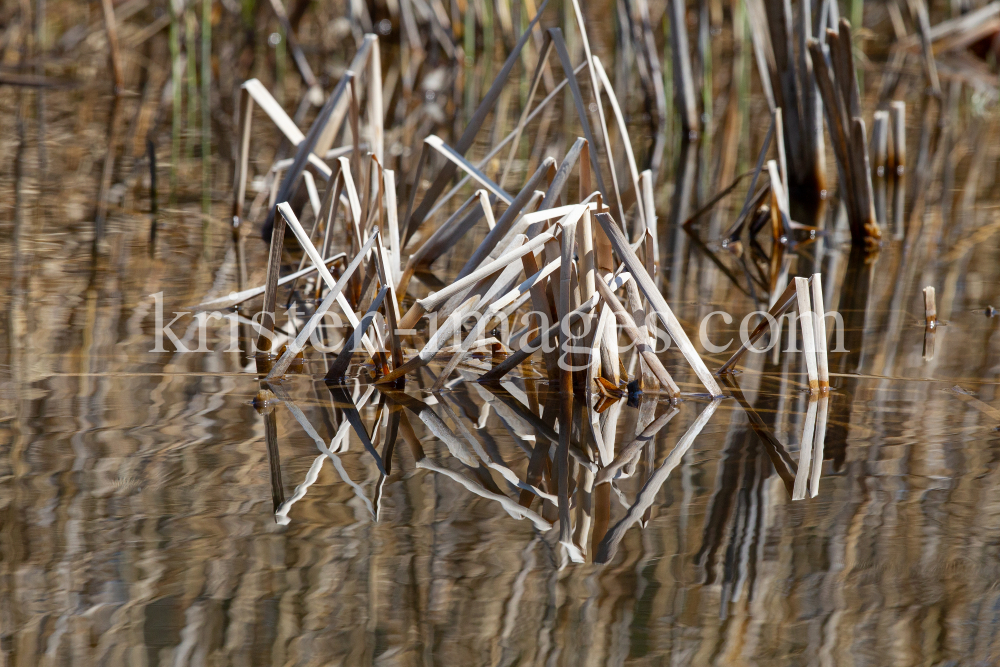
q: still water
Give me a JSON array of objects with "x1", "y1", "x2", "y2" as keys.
[{"x1": 3, "y1": 194, "x2": 999, "y2": 665}]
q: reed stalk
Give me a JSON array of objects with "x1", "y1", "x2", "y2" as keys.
[
  {"x1": 325, "y1": 286, "x2": 388, "y2": 382},
  {"x1": 480, "y1": 273, "x2": 629, "y2": 383},
  {"x1": 718, "y1": 280, "x2": 797, "y2": 373},
  {"x1": 100, "y1": 0, "x2": 124, "y2": 93},
  {"x1": 185, "y1": 6, "x2": 198, "y2": 157},
  {"x1": 594, "y1": 275, "x2": 679, "y2": 397},
  {"x1": 148, "y1": 138, "x2": 158, "y2": 245},
  {"x1": 257, "y1": 211, "x2": 287, "y2": 353},
  {"x1": 433, "y1": 259, "x2": 561, "y2": 389},
  {"x1": 170, "y1": 0, "x2": 182, "y2": 197},
  {"x1": 808, "y1": 22, "x2": 881, "y2": 248},
  {"x1": 924, "y1": 286, "x2": 937, "y2": 328},
  {"x1": 402, "y1": 0, "x2": 550, "y2": 238},
  {"x1": 594, "y1": 212, "x2": 722, "y2": 397},
  {"x1": 810, "y1": 274, "x2": 830, "y2": 389},
  {"x1": 266, "y1": 229, "x2": 380, "y2": 379},
  {"x1": 871, "y1": 110, "x2": 889, "y2": 177},
  {"x1": 891, "y1": 100, "x2": 906, "y2": 175},
  {"x1": 201, "y1": 0, "x2": 211, "y2": 214},
  {"x1": 794, "y1": 277, "x2": 820, "y2": 392},
  {"x1": 277, "y1": 202, "x2": 377, "y2": 355}
]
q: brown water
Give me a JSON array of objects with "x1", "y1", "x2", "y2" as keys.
[{"x1": 4, "y1": 6, "x2": 1000, "y2": 667}]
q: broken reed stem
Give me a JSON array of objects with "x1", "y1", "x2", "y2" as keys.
[
  {"x1": 201, "y1": 0, "x2": 211, "y2": 214},
  {"x1": 924, "y1": 286, "x2": 937, "y2": 329},
  {"x1": 810, "y1": 274, "x2": 830, "y2": 389},
  {"x1": 399, "y1": 192, "x2": 481, "y2": 283},
  {"x1": 851, "y1": 117, "x2": 880, "y2": 242},
  {"x1": 325, "y1": 286, "x2": 388, "y2": 382},
  {"x1": 520, "y1": 246, "x2": 561, "y2": 384},
  {"x1": 425, "y1": 64, "x2": 587, "y2": 223},
  {"x1": 719, "y1": 280, "x2": 797, "y2": 373},
  {"x1": 624, "y1": 278, "x2": 659, "y2": 392},
  {"x1": 774, "y1": 108, "x2": 788, "y2": 208},
  {"x1": 266, "y1": 229, "x2": 380, "y2": 380},
  {"x1": 807, "y1": 24, "x2": 881, "y2": 249},
  {"x1": 592, "y1": 55, "x2": 646, "y2": 235},
  {"x1": 257, "y1": 211, "x2": 287, "y2": 353},
  {"x1": 480, "y1": 274, "x2": 629, "y2": 383},
  {"x1": 594, "y1": 275, "x2": 680, "y2": 397},
  {"x1": 640, "y1": 170, "x2": 658, "y2": 267},
  {"x1": 682, "y1": 168, "x2": 758, "y2": 229},
  {"x1": 722, "y1": 111, "x2": 774, "y2": 242},
  {"x1": 745, "y1": 0, "x2": 776, "y2": 112},
  {"x1": 558, "y1": 220, "x2": 576, "y2": 395},
  {"x1": 379, "y1": 296, "x2": 483, "y2": 384},
  {"x1": 424, "y1": 135, "x2": 512, "y2": 203},
  {"x1": 795, "y1": 277, "x2": 820, "y2": 392},
  {"x1": 767, "y1": 160, "x2": 790, "y2": 236},
  {"x1": 373, "y1": 233, "x2": 403, "y2": 371},
  {"x1": 454, "y1": 158, "x2": 556, "y2": 282},
  {"x1": 434, "y1": 260, "x2": 561, "y2": 389},
  {"x1": 195, "y1": 254, "x2": 345, "y2": 310},
  {"x1": 594, "y1": 213, "x2": 722, "y2": 397},
  {"x1": 399, "y1": 230, "x2": 557, "y2": 329},
  {"x1": 262, "y1": 73, "x2": 353, "y2": 239},
  {"x1": 233, "y1": 85, "x2": 254, "y2": 222},
  {"x1": 403, "y1": 0, "x2": 551, "y2": 240},
  {"x1": 277, "y1": 202, "x2": 377, "y2": 357},
  {"x1": 871, "y1": 110, "x2": 889, "y2": 178},
  {"x1": 547, "y1": 28, "x2": 617, "y2": 221},
  {"x1": 578, "y1": 209, "x2": 597, "y2": 303},
  {"x1": 499, "y1": 34, "x2": 554, "y2": 191},
  {"x1": 891, "y1": 100, "x2": 906, "y2": 175}
]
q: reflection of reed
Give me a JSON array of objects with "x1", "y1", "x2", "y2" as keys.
[
  {"x1": 6, "y1": 252, "x2": 1000, "y2": 664},
  {"x1": 267, "y1": 348, "x2": 835, "y2": 589},
  {"x1": 265, "y1": 367, "x2": 732, "y2": 570},
  {"x1": 595, "y1": 397, "x2": 720, "y2": 563}
]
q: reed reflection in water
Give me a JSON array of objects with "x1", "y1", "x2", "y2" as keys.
[
  {"x1": 229, "y1": 324, "x2": 997, "y2": 665},
  {"x1": 3, "y1": 237, "x2": 1000, "y2": 665}
]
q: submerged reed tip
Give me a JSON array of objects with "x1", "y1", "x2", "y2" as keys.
[
  {"x1": 253, "y1": 389, "x2": 276, "y2": 412},
  {"x1": 863, "y1": 227, "x2": 883, "y2": 254}
]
